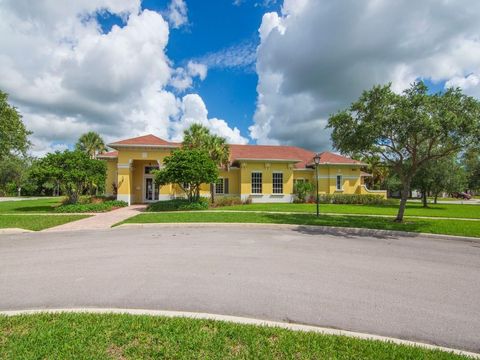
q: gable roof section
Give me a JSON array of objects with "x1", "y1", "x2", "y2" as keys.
[
  {"x1": 97, "y1": 150, "x2": 118, "y2": 159},
  {"x1": 229, "y1": 144, "x2": 314, "y2": 168},
  {"x1": 108, "y1": 134, "x2": 179, "y2": 148},
  {"x1": 314, "y1": 151, "x2": 364, "y2": 166}
]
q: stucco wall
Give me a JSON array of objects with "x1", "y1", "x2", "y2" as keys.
[
  {"x1": 103, "y1": 147, "x2": 371, "y2": 203},
  {"x1": 104, "y1": 160, "x2": 118, "y2": 196}
]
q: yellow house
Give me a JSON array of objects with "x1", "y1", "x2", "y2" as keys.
[{"x1": 98, "y1": 134, "x2": 386, "y2": 204}]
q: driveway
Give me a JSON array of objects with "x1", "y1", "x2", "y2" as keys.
[{"x1": 0, "y1": 225, "x2": 479, "y2": 352}]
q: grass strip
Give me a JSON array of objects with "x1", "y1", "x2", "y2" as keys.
[
  {"x1": 0, "y1": 215, "x2": 90, "y2": 231},
  {"x1": 215, "y1": 202, "x2": 480, "y2": 219},
  {"x1": 121, "y1": 212, "x2": 480, "y2": 238},
  {"x1": 0, "y1": 198, "x2": 61, "y2": 214},
  {"x1": 0, "y1": 313, "x2": 469, "y2": 359}
]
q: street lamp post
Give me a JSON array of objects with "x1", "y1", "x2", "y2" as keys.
[{"x1": 313, "y1": 153, "x2": 321, "y2": 217}]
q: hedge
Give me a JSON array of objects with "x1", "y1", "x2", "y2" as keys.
[
  {"x1": 146, "y1": 198, "x2": 209, "y2": 212},
  {"x1": 310, "y1": 194, "x2": 395, "y2": 205},
  {"x1": 54, "y1": 200, "x2": 128, "y2": 213}
]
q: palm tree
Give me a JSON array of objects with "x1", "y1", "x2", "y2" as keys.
[
  {"x1": 75, "y1": 131, "x2": 107, "y2": 159},
  {"x1": 182, "y1": 124, "x2": 230, "y2": 203}
]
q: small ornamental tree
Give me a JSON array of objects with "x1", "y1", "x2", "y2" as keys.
[
  {"x1": 32, "y1": 150, "x2": 106, "y2": 204},
  {"x1": 154, "y1": 149, "x2": 218, "y2": 202},
  {"x1": 293, "y1": 181, "x2": 315, "y2": 203},
  {"x1": 328, "y1": 82, "x2": 480, "y2": 222},
  {"x1": 183, "y1": 124, "x2": 230, "y2": 203}
]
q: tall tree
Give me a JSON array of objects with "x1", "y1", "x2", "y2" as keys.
[
  {"x1": 0, "y1": 90, "x2": 31, "y2": 160},
  {"x1": 75, "y1": 131, "x2": 107, "y2": 159},
  {"x1": 328, "y1": 82, "x2": 480, "y2": 222},
  {"x1": 182, "y1": 124, "x2": 230, "y2": 203}
]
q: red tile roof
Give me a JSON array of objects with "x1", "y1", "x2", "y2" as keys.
[
  {"x1": 102, "y1": 134, "x2": 362, "y2": 168},
  {"x1": 229, "y1": 144, "x2": 314, "y2": 168},
  {"x1": 109, "y1": 134, "x2": 179, "y2": 147},
  {"x1": 314, "y1": 152, "x2": 364, "y2": 166},
  {"x1": 230, "y1": 145, "x2": 363, "y2": 168},
  {"x1": 97, "y1": 151, "x2": 118, "y2": 158}
]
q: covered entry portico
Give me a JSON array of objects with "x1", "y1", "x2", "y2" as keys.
[
  {"x1": 104, "y1": 135, "x2": 181, "y2": 205},
  {"x1": 117, "y1": 159, "x2": 176, "y2": 205}
]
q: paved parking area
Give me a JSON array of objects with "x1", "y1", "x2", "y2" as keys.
[{"x1": 1, "y1": 224, "x2": 479, "y2": 352}]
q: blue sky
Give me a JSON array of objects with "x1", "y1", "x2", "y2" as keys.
[
  {"x1": 1, "y1": 0, "x2": 479, "y2": 155},
  {"x1": 98, "y1": 0, "x2": 280, "y2": 139}
]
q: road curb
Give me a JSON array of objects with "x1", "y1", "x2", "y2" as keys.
[
  {"x1": 0, "y1": 308, "x2": 478, "y2": 358},
  {"x1": 117, "y1": 222, "x2": 480, "y2": 243},
  {"x1": 0, "y1": 228, "x2": 33, "y2": 234}
]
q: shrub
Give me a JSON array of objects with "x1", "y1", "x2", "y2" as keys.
[
  {"x1": 146, "y1": 197, "x2": 209, "y2": 212},
  {"x1": 55, "y1": 200, "x2": 127, "y2": 213},
  {"x1": 210, "y1": 196, "x2": 243, "y2": 208},
  {"x1": 310, "y1": 194, "x2": 395, "y2": 205},
  {"x1": 293, "y1": 182, "x2": 315, "y2": 203}
]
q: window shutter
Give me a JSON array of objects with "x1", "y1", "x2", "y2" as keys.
[{"x1": 224, "y1": 178, "x2": 229, "y2": 194}]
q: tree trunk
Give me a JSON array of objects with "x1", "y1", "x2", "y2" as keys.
[
  {"x1": 434, "y1": 193, "x2": 438, "y2": 204},
  {"x1": 210, "y1": 183, "x2": 215, "y2": 204},
  {"x1": 396, "y1": 179, "x2": 411, "y2": 222},
  {"x1": 422, "y1": 190, "x2": 428, "y2": 208}
]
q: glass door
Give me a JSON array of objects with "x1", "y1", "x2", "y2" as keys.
[
  {"x1": 145, "y1": 177, "x2": 160, "y2": 202},
  {"x1": 145, "y1": 178, "x2": 154, "y2": 201}
]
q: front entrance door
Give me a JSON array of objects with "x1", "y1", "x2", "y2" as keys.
[{"x1": 144, "y1": 177, "x2": 159, "y2": 202}]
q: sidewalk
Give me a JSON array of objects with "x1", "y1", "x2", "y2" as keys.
[{"x1": 43, "y1": 205, "x2": 146, "y2": 232}]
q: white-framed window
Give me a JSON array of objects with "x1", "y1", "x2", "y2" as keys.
[
  {"x1": 272, "y1": 172, "x2": 283, "y2": 194},
  {"x1": 251, "y1": 172, "x2": 262, "y2": 194},
  {"x1": 336, "y1": 175, "x2": 343, "y2": 191},
  {"x1": 215, "y1": 178, "x2": 230, "y2": 195},
  {"x1": 215, "y1": 178, "x2": 224, "y2": 194}
]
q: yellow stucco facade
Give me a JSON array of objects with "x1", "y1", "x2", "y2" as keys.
[{"x1": 100, "y1": 143, "x2": 386, "y2": 204}]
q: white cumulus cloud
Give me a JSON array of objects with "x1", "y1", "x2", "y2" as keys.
[
  {"x1": 171, "y1": 94, "x2": 249, "y2": 144},
  {"x1": 251, "y1": 0, "x2": 480, "y2": 150},
  {"x1": 0, "y1": 0, "x2": 245, "y2": 156}
]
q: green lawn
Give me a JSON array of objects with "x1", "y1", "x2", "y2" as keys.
[
  {"x1": 122, "y1": 212, "x2": 480, "y2": 238},
  {"x1": 0, "y1": 313, "x2": 468, "y2": 359},
  {"x1": 0, "y1": 214, "x2": 89, "y2": 231},
  {"x1": 215, "y1": 202, "x2": 480, "y2": 219},
  {"x1": 0, "y1": 198, "x2": 62, "y2": 213}
]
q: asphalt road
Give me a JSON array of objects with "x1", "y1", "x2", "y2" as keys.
[{"x1": 1, "y1": 225, "x2": 479, "y2": 352}]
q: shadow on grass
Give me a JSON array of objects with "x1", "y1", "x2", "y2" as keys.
[
  {"x1": 261, "y1": 213, "x2": 427, "y2": 239},
  {"x1": 12, "y1": 206, "x2": 56, "y2": 213}
]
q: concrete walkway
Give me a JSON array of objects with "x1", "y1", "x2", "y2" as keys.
[{"x1": 42, "y1": 205, "x2": 146, "y2": 232}]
